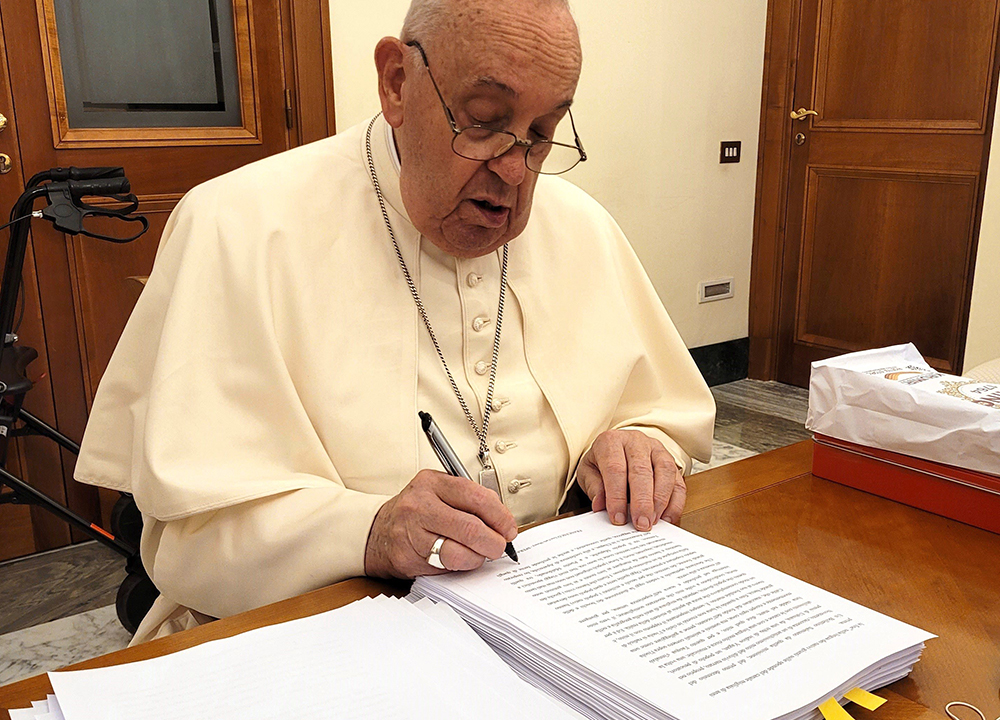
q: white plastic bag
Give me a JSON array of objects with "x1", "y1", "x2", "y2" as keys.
[{"x1": 805, "y1": 344, "x2": 1000, "y2": 475}]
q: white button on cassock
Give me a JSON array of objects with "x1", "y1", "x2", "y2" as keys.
[
  {"x1": 495, "y1": 440, "x2": 517, "y2": 453},
  {"x1": 474, "y1": 360, "x2": 489, "y2": 375},
  {"x1": 466, "y1": 273, "x2": 483, "y2": 288},
  {"x1": 472, "y1": 316, "x2": 491, "y2": 332},
  {"x1": 491, "y1": 397, "x2": 510, "y2": 413},
  {"x1": 507, "y1": 478, "x2": 531, "y2": 494}
]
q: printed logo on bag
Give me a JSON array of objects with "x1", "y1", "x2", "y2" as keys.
[{"x1": 936, "y1": 380, "x2": 1000, "y2": 409}]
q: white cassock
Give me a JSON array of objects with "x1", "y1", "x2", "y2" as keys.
[{"x1": 75, "y1": 115, "x2": 716, "y2": 643}]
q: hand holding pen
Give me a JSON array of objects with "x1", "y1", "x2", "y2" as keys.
[
  {"x1": 420, "y1": 411, "x2": 518, "y2": 564},
  {"x1": 363, "y1": 417, "x2": 518, "y2": 579}
]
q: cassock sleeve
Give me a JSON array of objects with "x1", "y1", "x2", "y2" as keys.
[
  {"x1": 140, "y1": 488, "x2": 388, "y2": 618},
  {"x1": 606, "y1": 212, "x2": 715, "y2": 473},
  {"x1": 551, "y1": 187, "x2": 715, "y2": 497},
  {"x1": 77, "y1": 179, "x2": 391, "y2": 619}
]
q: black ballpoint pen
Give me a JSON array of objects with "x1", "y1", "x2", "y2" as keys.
[{"x1": 419, "y1": 411, "x2": 519, "y2": 563}]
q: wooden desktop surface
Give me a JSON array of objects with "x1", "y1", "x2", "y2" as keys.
[{"x1": 2, "y1": 440, "x2": 998, "y2": 719}]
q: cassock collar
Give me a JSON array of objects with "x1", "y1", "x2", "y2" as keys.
[
  {"x1": 366, "y1": 114, "x2": 411, "y2": 227},
  {"x1": 384, "y1": 118, "x2": 402, "y2": 173}
]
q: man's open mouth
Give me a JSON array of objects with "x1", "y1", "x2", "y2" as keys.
[
  {"x1": 468, "y1": 198, "x2": 510, "y2": 228},
  {"x1": 472, "y1": 199, "x2": 506, "y2": 212}
]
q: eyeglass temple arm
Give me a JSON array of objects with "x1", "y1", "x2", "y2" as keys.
[
  {"x1": 567, "y1": 108, "x2": 587, "y2": 160},
  {"x1": 405, "y1": 40, "x2": 462, "y2": 133}
]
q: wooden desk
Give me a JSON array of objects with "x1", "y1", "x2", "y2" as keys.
[
  {"x1": 681, "y1": 442, "x2": 1000, "y2": 720},
  {"x1": 2, "y1": 441, "x2": 998, "y2": 719}
]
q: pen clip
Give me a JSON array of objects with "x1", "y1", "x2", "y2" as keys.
[{"x1": 430, "y1": 444, "x2": 455, "y2": 476}]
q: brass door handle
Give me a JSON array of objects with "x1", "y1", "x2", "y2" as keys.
[
  {"x1": 0, "y1": 154, "x2": 11, "y2": 174},
  {"x1": 790, "y1": 108, "x2": 819, "y2": 121}
]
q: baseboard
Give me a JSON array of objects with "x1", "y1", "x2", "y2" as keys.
[{"x1": 689, "y1": 338, "x2": 749, "y2": 387}]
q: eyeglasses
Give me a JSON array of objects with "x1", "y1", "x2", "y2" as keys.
[{"x1": 406, "y1": 41, "x2": 587, "y2": 175}]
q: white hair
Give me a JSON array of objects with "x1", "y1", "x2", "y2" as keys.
[
  {"x1": 400, "y1": 0, "x2": 573, "y2": 46},
  {"x1": 399, "y1": 0, "x2": 447, "y2": 44}
]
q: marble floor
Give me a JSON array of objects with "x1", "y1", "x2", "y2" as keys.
[
  {"x1": 0, "y1": 542, "x2": 125, "y2": 636},
  {"x1": 693, "y1": 378, "x2": 811, "y2": 471},
  {"x1": 0, "y1": 378, "x2": 811, "y2": 687}
]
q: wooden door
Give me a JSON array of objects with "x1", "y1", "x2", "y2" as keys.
[
  {"x1": 750, "y1": 0, "x2": 1000, "y2": 387},
  {"x1": 0, "y1": 16, "x2": 57, "y2": 559},
  {"x1": 0, "y1": 0, "x2": 334, "y2": 560}
]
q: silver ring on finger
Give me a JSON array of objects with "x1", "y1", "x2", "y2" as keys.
[{"x1": 426, "y1": 536, "x2": 447, "y2": 570}]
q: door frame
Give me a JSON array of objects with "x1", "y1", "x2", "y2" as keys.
[
  {"x1": 281, "y1": 0, "x2": 337, "y2": 144},
  {"x1": 747, "y1": 0, "x2": 1000, "y2": 381}
]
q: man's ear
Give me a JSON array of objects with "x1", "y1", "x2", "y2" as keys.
[{"x1": 375, "y1": 37, "x2": 407, "y2": 128}]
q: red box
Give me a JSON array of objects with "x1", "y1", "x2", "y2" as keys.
[{"x1": 812, "y1": 434, "x2": 1000, "y2": 535}]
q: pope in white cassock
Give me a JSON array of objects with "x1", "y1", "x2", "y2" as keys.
[{"x1": 75, "y1": 0, "x2": 716, "y2": 643}]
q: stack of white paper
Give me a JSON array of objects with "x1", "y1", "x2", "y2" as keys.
[
  {"x1": 9, "y1": 596, "x2": 582, "y2": 720},
  {"x1": 412, "y1": 512, "x2": 935, "y2": 720},
  {"x1": 7, "y1": 695, "x2": 64, "y2": 720}
]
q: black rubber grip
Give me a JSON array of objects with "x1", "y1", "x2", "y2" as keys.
[{"x1": 68, "y1": 177, "x2": 131, "y2": 197}]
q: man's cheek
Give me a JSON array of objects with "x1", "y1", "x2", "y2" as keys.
[
  {"x1": 510, "y1": 196, "x2": 533, "y2": 233},
  {"x1": 448, "y1": 199, "x2": 478, "y2": 225}
]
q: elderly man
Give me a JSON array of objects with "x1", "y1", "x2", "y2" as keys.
[{"x1": 76, "y1": 0, "x2": 715, "y2": 642}]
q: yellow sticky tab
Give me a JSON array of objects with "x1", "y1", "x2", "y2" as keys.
[
  {"x1": 845, "y1": 687, "x2": 887, "y2": 711},
  {"x1": 819, "y1": 697, "x2": 856, "y2": 720}
]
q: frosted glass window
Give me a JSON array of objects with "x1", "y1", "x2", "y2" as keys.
[{"x1": 54, "y1": 0, "x2": 242, "y2": 128}]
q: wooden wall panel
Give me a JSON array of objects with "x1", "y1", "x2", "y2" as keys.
[
  {"x1": 796, "y1": 168, "x2": 978, "y2": 368},
  {"x1": 0, "y1": 450, "x2": 39, "y2": 561},
  {"x1": 0, "y1": 503, "x2": 35, "y2": 560},
  {"x1": 12, "y1": 237, "x2": 76, "y2": 550},
  {"x1": 815, "y1": 0, "x2": 999, "y2": 129}
]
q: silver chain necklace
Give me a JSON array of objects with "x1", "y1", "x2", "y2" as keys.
[{"x1": 365, "y1": 116, "x2": 508, "y2": 477}]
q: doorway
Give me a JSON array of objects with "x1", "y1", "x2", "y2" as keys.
[{"x1": 749, "y1": 0, "x2": 1000, "y2": 387}]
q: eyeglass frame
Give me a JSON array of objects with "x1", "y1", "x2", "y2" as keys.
[{"x1": 405, "y1": 40, "x2": 587, "y2": 175}]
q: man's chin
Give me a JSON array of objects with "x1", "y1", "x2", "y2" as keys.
[{"x1": 435, "y1": 220, "x2": 522, "y2": 258}]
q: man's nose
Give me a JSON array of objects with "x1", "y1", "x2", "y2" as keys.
[{"x1": 487, "y1": 145, "x2": 528, "y2": 186}]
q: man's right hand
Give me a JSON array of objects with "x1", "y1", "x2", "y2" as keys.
[{"x1": 364, "y1": 470, "x2": 518, "y2": 579}]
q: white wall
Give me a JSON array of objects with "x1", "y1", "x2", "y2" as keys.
[
  {"x1": 964, "y1": 102, "x2": 1000, "y2": 371},
  {"x1": 329, "y1": 0, "x2": 769, "y2": 349},
  {"x1": 329, "y1": 2, "x2": 406, "y2": 135}
]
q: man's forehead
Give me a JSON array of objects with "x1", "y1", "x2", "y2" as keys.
[
  {"x1": 449, "y1": 41, "x2": 580, "y2": 105},
  {"x1": 429, "y1": 1, "x2": 581, "y2": 100}
]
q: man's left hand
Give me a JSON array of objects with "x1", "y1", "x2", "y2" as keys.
[{"x1": 575, "y1": 429, "x2": 685, "y2": 531}]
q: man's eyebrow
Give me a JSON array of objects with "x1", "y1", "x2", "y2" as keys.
[
  {"x1": 468, "y1": 76, "x2": 575, "y2": 113},
  {"x1": 471, "y1": 75, "x2": 519, "y2": 98}
]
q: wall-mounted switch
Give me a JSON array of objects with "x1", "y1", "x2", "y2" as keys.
[{"x1": 720, "y1": 141, "x2": 741, "y2": 164}]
